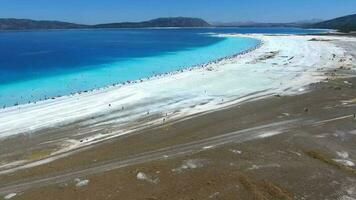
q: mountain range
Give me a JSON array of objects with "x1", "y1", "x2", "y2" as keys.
[
  {"x1": 0, "y1": 17, "x2": 209, "y2": 30},
  {"x1": 0, "y1": 15, "x2": 355, "y2": 32}
]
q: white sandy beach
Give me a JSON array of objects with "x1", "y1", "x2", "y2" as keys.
[{"x1": 0, "y1": 34, "x2": 355, "y2": 171}]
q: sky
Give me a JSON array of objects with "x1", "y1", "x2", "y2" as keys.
[{"x1": 0, "y1": 0, "x2": 355, "y2": 24}]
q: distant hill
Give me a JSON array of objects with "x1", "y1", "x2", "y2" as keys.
[
  {"x1": 0, "y1": 17, "x2": 210, "y2": 30},
  {"x1": 0, "y1": 18, "x2": 87, "y2": 30},
  {"x1": 311, "y1": 14, "x2": 356, "y2": 32},
  {"x1": 93, "y1": 17, "x2": 211, "y2": 28}
]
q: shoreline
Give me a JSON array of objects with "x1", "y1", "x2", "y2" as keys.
[
  {"x1": 0, "y1": 35, "x2": 264, "y2": 138},
  {"x1": 0, "y1": 36, "x2": 263, "y2": 109}
]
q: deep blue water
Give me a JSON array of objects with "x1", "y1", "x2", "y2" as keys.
[{"x1": 0, "y1": 27, "x2": 326, "y2": 107}]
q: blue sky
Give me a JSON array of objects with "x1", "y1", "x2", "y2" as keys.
[{"x1": 0, "y1": 0, "x2": 355, "y2": 24}]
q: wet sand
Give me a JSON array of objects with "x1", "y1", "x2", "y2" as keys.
[{"x1": 0, "y1": 35, "x2": 355, "y2": 200}]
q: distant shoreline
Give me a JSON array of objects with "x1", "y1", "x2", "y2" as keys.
[{"x1": 0, "y1": 26, "x2": 330, "y2": 33}]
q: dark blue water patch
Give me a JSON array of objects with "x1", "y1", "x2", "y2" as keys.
[{"x1": 0, "y1": 29, "x2": 224, "y2": 84}]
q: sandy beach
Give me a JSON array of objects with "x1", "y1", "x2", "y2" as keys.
[{"x1": 0, "y1": 33, "x2": 355, "y2": 200}]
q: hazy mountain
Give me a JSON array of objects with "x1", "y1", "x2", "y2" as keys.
[
  {"x1": 211, "y1": 19, "x2": 323, "y2": 28},
  {"x1": 311, "y1": 14, "x2": 356, "y2": 32},
  {"x1": 294, "y1": 18, "x2": 323, "y2": 24},
  {"x1": 211, "y1": 21, "x2": 304, "y2": 27}
]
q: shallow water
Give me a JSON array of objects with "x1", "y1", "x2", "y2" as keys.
[{"x1": 0, "y1": 28, "x2": 325, "y2": 106}]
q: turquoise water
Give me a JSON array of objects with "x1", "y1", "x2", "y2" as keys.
[{"x1": 0, "y1": 28, "x2": 326, "y2": 107}]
